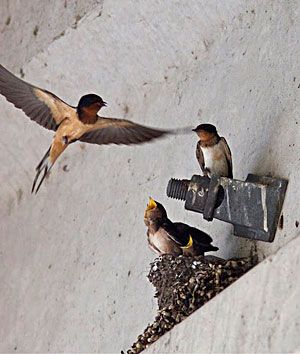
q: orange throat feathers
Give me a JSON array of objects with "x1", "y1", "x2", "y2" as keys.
[
  {"x1": 199, "y1": 131, "x2": 219, "y2": 147},
  {"x1": 78, "y1": 104, "x2": 99, "y2": 124}
]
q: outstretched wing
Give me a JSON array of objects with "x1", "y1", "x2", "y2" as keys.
[
  {"x1": 0, "y1": 64, "x2": 76, "y2": 131},
  {"x1": 79, "y1": 117, "x2": 169, "y2": 145},
  {"x1": 196, "y1": 140, "x2": 205, "y2": 173},
  {"x1": 220, "y1": 137, "x2": 233, "y2": 178}
]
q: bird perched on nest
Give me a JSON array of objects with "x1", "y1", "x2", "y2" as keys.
[
  {"x1": 144, "y1": 197, "x2": 218, "y2": 256},
  {"x1": 193, "y1": 123, "x2": 233, "y2": 178},
  {"x1": 0, "y1": 64, "x2": 183, "y2": 193}
]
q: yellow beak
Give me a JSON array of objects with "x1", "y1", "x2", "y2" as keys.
[{"x1": 146, "y1": 197, "x2": 157, "y2": 211}]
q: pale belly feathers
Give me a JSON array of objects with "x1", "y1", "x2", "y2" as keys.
[{"x1": 201, "y1": 141, "x2": 228, "y2": 177}]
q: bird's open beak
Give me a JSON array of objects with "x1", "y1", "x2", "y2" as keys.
[
  {"x1": 146, "y1": 197, "x2": 157, "y2": 211},
  {"x1": 103, "y1": 101, "x2": 107, "y2": 107}
]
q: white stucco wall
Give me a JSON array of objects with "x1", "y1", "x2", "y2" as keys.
[
  {"x1": 0, "y1": 0, "x2": 299, "y2": 352},
  {"x1": 0, "y1": 0, "x2": 102, "y2": 71}
]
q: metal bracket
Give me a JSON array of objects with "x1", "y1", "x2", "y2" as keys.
[{"x1": 166, "y1": 174, "x2": 288, "y2": 242}]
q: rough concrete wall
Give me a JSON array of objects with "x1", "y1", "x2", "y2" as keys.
[
  {"x1": 0, "y1": 0, "x2": 102, "y2": 71},
  {"x1": 145, "y1": 236, "x2": 300, "y2": 354},
  {"x1": 0, "y1": 0, "x2": 299, "y2": 352}
]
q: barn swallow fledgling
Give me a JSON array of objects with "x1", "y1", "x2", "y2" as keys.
[
  {"x1": 193, "y1": 124, "x2": 233, "y2": 178},
  {"x1": 0, "y1": 64, "x2": 180, "y2": 193},
  {"x1": 144, "y1": 198, "x2": 218, "y2": 256}
]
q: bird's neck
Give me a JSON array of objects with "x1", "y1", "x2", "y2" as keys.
[
  {"x1": 200, "y1": 134, "x2": 220, "y2": 147},
  {"x1": 148, "y1": 217, "x2": 169, "y2": 233},
  {"x1": 77, "y1": 106, "x2": 98, "y2": 124},
  {"x1": 148, "y1": 223, "x2": 160, "y2": 234}
]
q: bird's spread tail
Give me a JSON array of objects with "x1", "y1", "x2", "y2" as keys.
[{"x1": 31, "y1": 147, "x2": 53, "y2": 194}]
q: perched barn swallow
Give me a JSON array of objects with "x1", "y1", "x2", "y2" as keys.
[
  {"x1": 193, "y1": 123, "x2": 233, "y2": 178},
  {"x1": 144, "y1": 197, "x2": 218, "y2": 256},
  {"x1": 0, "y1": 64, "x2": 178, "y2": 193}
]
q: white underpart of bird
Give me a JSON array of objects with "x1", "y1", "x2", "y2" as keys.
[{"x1": 201, "y1": 141, "x2": 229, "y2": 177}]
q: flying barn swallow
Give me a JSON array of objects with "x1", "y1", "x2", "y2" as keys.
[
  {"x1": 144, "y1": 197, "x2": 218, "y2": 256},
  {"x1": 0, "y1": 64, "x2": 176, "y2": 193},
  {"x1": 193, "y1": 124, "x2": 233, "y2": 178}
]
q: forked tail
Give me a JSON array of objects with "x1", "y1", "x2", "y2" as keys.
[{"x1": 31, "y1": 147, "x2": 53, "y2": 194}]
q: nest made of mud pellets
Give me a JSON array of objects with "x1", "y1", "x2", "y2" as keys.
[{"x1": 124, "y1": 254, "x2": 256, "y2": 354}]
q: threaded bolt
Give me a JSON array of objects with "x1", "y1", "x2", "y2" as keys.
[{"x1": 166, "y1": 178, "x2": 190, "y2": 200}]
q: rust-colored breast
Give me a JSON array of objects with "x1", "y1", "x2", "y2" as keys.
[{"x1": 79, "y1": 105, "x2": 99, "y2": 124}]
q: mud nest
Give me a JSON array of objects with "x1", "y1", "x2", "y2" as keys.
[{"x1": 124, "y1": 254, "x2": 256, "y2": 354}]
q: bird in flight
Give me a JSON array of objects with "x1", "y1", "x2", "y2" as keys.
[
  {"x1": 193, "y1": 123, "x2": 233, "y2": 178},
  {"x1": 144, "y1": 197, "x2": 218, "y2": 256},
  {"x1": 0, "y1": 64, "x2": 175, "y2": 193}
]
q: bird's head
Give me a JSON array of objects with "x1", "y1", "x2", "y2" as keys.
[
  {"x1": 192, "y1": 123, "x2": 217, "y2": 141},
  {"x1": 77, "y1": 94, "x2": 107, "y2": 115},
  {"x1": 144, "y1": 197, "x2": 168, "y2": 226}
]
